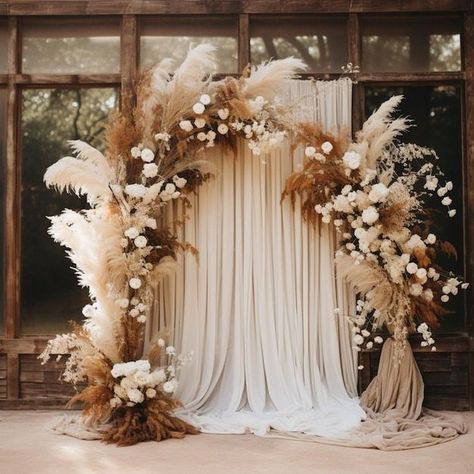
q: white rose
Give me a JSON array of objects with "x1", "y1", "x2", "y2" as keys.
[
  {"x1": 353, "y1": 334, "x2": 364, "y2": 345},
  {"x1": 410, "y1": 283, "x2": 423, "y2": 296},
  {"x1": 218, "y1": 123, "x2": 229, "y2": 134},
  {"x1": 197, "y1": 132, "x2": 207, "y2": 141},
  {"x1": 368, "y1": 183, "x2": 389, "y2": 203},
  {"x1": 406, "y1": 262, "x2": 418, "y2": 274},
  {"x1": 448, "y1": 209, "x2": 456, "y2": 217},
  {"x1": 218, "y1": 108, "x2": 229, "y2": 120},
  {"x1": 374, "y1": 336, "x2": 383, "y2": 344},
  {"x1": 131, "y1": 146, "x2": 142, "y2": 158},
  {"x1": 416, "y1": 268, "x2": 427, "y2": 279},
  {"x1": 442, "y1": 196, "x2": 452, "y2": 206},
  {"x1": 133, "y1": 371, "x2": 149, "y2": 386},
  {"x1": 321, "y1": 141, "x2": 333, "y2": 154},
  {"x1": 366, "y1": 341, "x2": 373, "y2": 350},
  {"x1": 305, "y1": 146, "x2": 316, "y2": 157},
  {"x1": 129, "y1": 277, "x2": 141, "y2": 289},
  {"x1": 141, "y1": 148, "x2": 155, "y2": 163},
  {"x1": 361, "y1": 206, "x2": 379, "y2": 225},
  {"x1": 125, "y1": 184, "x2": 146, "y2": 198},
  {"x1": 173, "y1": 176, "x2": 187, "y2": 188},
  {"x1": 441, "y1": 294, "x2": 449, "y2": 303},
  {"x1": 110, "y1": 397, "x2": 122, "y2": 408},
  {"x1": 129, "y1": 308, "x2": 139, "y2": 317},
  {"x1": 179, "y1": 120, "x2": 193, "y2": 132},
  {"x1": 134, "y1": 235, "x2": 147, "y2": 248},
  {"x1": 143, "y1": 163, "x2": 158, "y2": 178},
  {"x1": 194, "y1": 117, "x2": 206, "y2": 129},
  {"x1": 162, "y1": 380, "x2": 177, "y2": 394},
  {"x1": 199, "y1": 94, "x2": 211, "y2": 105},
  {"x1": 137, "y1": 315, "x2": 146, "y2": 323},
  {"x1": 124, "y1": 227, "x2": 139, "y2": 239},
  {"x1": 147, "y1": 368, "x2": 166, "y2": 386},
  {"x1": 425, "y1": 233, "x2": 436, "y2": 245},
  {"x1": 207, "y1": 130, "x2": 216, "y2": 140},
  {"x1": 192, "y1": 102, "x2": 205, "y2": 114},
  {"x1": 127, "y1": 388, "x2": 144, "y2": 404},
  {"x1": 342, "y1": 151, "x2": 361, "y2": 170},
  {"x1": 146, "y1": 388, "x2": 157, "y2": 399}
]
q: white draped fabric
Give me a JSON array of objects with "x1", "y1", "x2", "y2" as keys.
[{"x1": 146, "y1": 79, "x2": 366, "y2": 438}]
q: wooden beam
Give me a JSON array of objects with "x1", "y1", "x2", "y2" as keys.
[
  {"x1": 4, "y1": 16, "x2": 19, "y2": 340},
  {"x1": 238, "y1": 14, "x2": 250, "y2": 73},
  {"x1": 464, "y1": 11, "x2": 474, "y2": 410},
  {"x1": 13, "y1": 74, "x2": 121, "y2": 85},
  {"x1": 357, "y1": 72, "x2": 465, "y2": 83},
  {"x1": 120, "y1": 15, "x2": 138, "y2": 115},
  {"x1": 2, "y1": 1, "x2": 473, "y2": 16}
]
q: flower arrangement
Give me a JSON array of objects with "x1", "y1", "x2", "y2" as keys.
[
  {"x1": 39, "y1": 45, "x2": 305, "y2": 445},
  {"x1": 283, "y1": 95, "x2": 468, "y2": 361}
]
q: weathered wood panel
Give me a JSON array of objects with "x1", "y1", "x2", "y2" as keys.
[
  {"x1": 0, "y1": 354, "x2": 7, "y2": 399},
  {"x1": 363, "y1": 349, "x2": 471, "y2": 411},
  {"x1": 1, "y1": 1, "x2": 472, "y2": 16},
  {"x1": 19, "y1": 354, "x2": 76, "y2": 400}
]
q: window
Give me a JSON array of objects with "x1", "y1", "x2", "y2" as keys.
[
  {"x1": 20, "y1": 87, "x2": 118, "y2": 334},
  {"x1": 361, "y1": 16, "x2": 462, "y2": 72},
  {"x1": 140, "y1": 17, "x2": 238, "y2": 73},
  {"x1": 21, "y1": 18, "x2": 121, "y2": 74},
  {"x1": 250, "y1": 17, "x2": 348, "y2": 73},
  {"x1": 365, "y1": 85, "x2": 465, "y2": 330}
]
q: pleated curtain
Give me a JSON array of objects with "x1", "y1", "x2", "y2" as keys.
[{"x1": 146, "y1": 79, "x2": 365, "y2": 437}]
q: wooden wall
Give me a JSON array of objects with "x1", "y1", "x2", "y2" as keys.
[{"x1": 0, "y1": 0, "x2": 473, "y2": 410}]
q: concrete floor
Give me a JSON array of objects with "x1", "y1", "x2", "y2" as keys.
[{"x1": 1, "y1": 410, "x2": 473, "y2": 474}]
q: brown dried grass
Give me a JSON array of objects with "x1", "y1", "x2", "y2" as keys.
[
  {"x1": 68, "y1": 385, "x2": 113, "y2": 423},
  {"x1": 102, "y1": 396, "x2": 199, "y2": 446}
]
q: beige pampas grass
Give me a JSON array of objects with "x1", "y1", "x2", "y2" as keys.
[
  {"x1": 355, "y1": 95, "x2": 409, "y2": 172},
  {"x1": 243, "y1": 57, "x2": 307, "y2": 99}
]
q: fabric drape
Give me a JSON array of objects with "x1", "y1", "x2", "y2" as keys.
[{"x1": 146, "y1": 79, "x2": 366, "y2": 437}]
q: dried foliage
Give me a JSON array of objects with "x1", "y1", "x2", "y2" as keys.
[{"x1": 102, "y1": 397, "x2": 199, "y2": 446}]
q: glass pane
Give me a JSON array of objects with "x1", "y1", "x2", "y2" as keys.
[
  {"x1": 365, "y1": 86, "x2": 464, "y2": 331},
  {"x1": 0, "y1": 89, "x2": 6, "y2": 333},
  {"x1": 361, "y1": 17, "x2": 462, "y2": 72},
  {"x1": 0, "y1": 20, "x2": 7, "y2": 73},
  {"x1": 140, "y1": 17, "x2": 238, "y2": 73},
  {"x1": 21, "y1": 88, "x2": 118, "y2": 335},
  {"x1": 21, "y1": 19, "x2": 120, "y2": 74},
  {"x1": 250, "y1": 17, "x2": 348, "y2": 73}
]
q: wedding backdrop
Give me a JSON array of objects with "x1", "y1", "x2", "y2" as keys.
[
  {"x1": 1, "y1": 5, "x2": 474, "y2": 471},
  {"x1": 34, "y1": 44, "x2": 467, "y2": 449}
]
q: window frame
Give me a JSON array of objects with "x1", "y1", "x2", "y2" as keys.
[{"x1": 0, "y1": 2, "x2": 472, "y2": 408}]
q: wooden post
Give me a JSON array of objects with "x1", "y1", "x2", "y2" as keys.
[
  {"x1": 120, "y1": 15, "x2": 138, "y2": 116},
  {"x1": 238, "y1": 14, "x2": 250, "y2": 73},
  {"x1": 464, "y1": 12, "x2": 474, "y2": 410}
]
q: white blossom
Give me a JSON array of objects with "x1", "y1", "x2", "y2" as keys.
[
  {"x1": 143, "y1": 163, "x2": 158, "y2": 178},
  {"x1": 129, "y1": 277, "x2": 141, "y2": 289},
  {"x1": 218, "y1": 123, "x2": 229, "y2": 134},
  {"x1": 321, "y1": 141, "x2": 333, "y2": 154},
  {"x1": 179, "y1": 120, "x2": 193, "y2": 132},
  {"x1": 361, "y1": 206, "x2": 379, "y2": 225},
  {"x1": 134, "y1": 235, "x2": 147, "y2": 248},
  {"x1": 218, "y1": 108, "x2": 229, "y2": 120},
  {"x1": 192, "y1": 102, "x2": 205, "y2": 114},
  {"x1": 194, "y1": 117, "x2": 206, "y2": 128},
  {"x1": 199, "y1": 94, "x2": 211, "y2": 105},
  {"x1": 141, "y1": 148, "x2": 155, "y2": 163},
  {"x1": 342, "y1": 150, "x2": 361, "y2": 170},
  {"x1": 125, "y1": 184, "x2": 146, "y2": 199}
]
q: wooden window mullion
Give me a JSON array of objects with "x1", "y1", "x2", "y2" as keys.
[
  {"x1": 121, "y1": 14, "x2": 138, "y2": 116},
  {"x1": 238, "y1": 14, "x2": 250, "y2": 73}
]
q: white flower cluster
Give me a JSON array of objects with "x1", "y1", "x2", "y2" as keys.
[
  {"x1": 348, "y1": 300, "x2": 384, "y2": 352},
  {"x1": 305, "y1": 140, "x2": 333, "y2": 162},
  {"x1": 315, "y1": 139, "x2": 469, "y2": 351},
  {"x1": 109, "y1": 346, "x2": 186, "y2": 408},
  {"x1": 417, "y1": 323, "x2": 436, "y2": 351}
]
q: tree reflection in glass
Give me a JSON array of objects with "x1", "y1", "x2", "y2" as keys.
[
  {"x1": 21, "y1": 88, "x2": 117, "y2": 334},
  {"x1": 250, "y1": 18, "x2": 348, "y2": 73}
]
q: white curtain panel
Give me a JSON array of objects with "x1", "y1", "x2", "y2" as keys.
[{"x1": 146, "y1": 79, "x2": 365, "y2": 438}]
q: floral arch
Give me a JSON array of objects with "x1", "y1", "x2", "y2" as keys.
[{"x1": 40, "y1": 45, "x2": 467, "y2": 447}]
